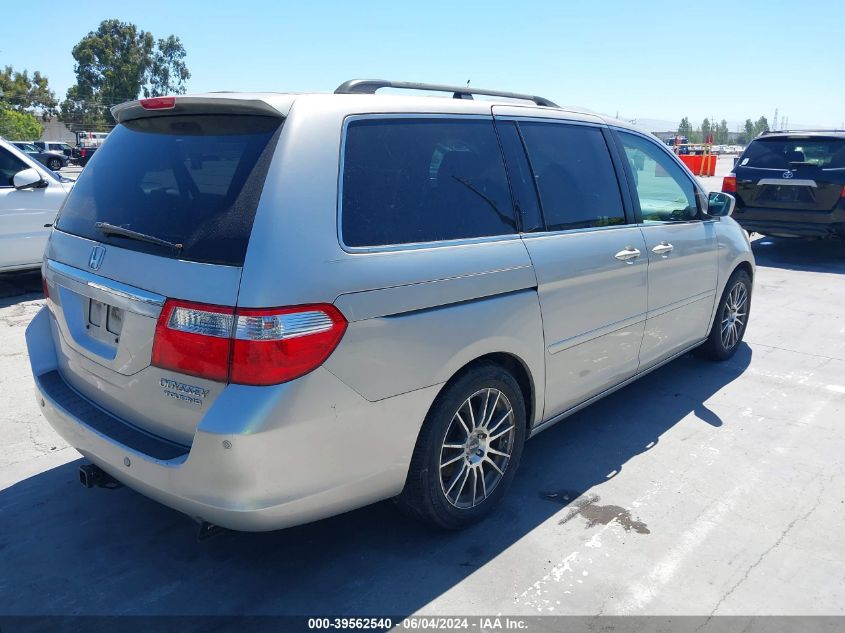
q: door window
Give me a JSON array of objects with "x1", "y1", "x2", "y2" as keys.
[
  {"x1": 0, "y1": 147, "x2": 28, "y2": 187},
  {"x1": 617, "y1": 131, "x2": 698, "y2": 222},
  {"x1": 341, "y1": 118, "x2": 516, "y2": 247},
  {"x1": 518, "y1": 122, "x2": 626, "y2": 231}
]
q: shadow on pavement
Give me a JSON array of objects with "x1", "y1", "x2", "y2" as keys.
[
  {"x1": 0, "y1": 270, "x2": 43, "y2": 308},
  {"x1": 751, "y1": 235, "x2": 845, "y2": 274},
  {"x1": 0, "y1": 345, "x2": 751, "y2": 616}
]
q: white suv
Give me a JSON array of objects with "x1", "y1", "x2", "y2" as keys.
[{"x1": 0, "y1": 137, "x2": 72, "y2": 272}]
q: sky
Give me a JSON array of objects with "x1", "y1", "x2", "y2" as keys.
[{"x1": 2, "y1": 0, "x2": 843, "y2": 129}]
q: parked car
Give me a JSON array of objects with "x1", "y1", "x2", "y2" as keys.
[
  {"x1": 33, "y1": 141, "x2": 74, "y2": 159},
  {"x1": 73, "y1": 131, "x2": 109, "y2": 166},
  {"x1": 10, "y1": 141, "x2": 69, "y2": 172},
  {"x1": 723, "y1": 131, "x2": 845, "y2": 239},
  {"x1": 0, "y1": 138, "x2": 73, "y2": 272},
  {"x1": 27, "y1": 82, "x2": 754, "y2": 533}
]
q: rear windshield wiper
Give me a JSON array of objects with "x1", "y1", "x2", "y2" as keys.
[{"x1": 94, "y1": 222, "x2": 183, "y2": 252}]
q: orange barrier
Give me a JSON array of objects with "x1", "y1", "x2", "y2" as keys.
[{"x1": 678, "y1": 154, "x2": 716, "y2": 176}]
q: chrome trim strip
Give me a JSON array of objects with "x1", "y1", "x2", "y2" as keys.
[
  {"x1": 756, "y1": 178, "x2": 817, "y2": 187},
  {"x1": 46, "y1": 259, "x2": 165, "y2": 318},
  {"x1": 530, "y1": 338, "x2": 707, "y2": 437}
]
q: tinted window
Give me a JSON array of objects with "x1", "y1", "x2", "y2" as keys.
[
  {"x1": 618, "y1": 131, "x2": 698, "y2": 222},
  {"x1": 342, "y1": 118, "x2": 516, "y2": 247},
  {"x1": 519, "y1": 122, "x2": 625, "y2": 231},
  {"x1": 0, "y1": 147, "x2": 28, "y2": 187},
  {"x1": 496, "y1": 122, "x2": 543, "y2": 232},
  {"x1": 741, "y1": 136, "x2": 845, "y2": 169},
  {"x1": 56, "y1": 115, "x2": 282, "y2": 266}
]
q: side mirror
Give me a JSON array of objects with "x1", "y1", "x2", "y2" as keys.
[
  {"x1": 707, "y1": 191, "x2": 736, "y2": 217},
  {"x1": 13, "y1": 168, "x2": 46, "y2": 190}
]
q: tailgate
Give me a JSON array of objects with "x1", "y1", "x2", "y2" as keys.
[{"x1": 42, "y1": 107, "x2": 284, "y2": 445}]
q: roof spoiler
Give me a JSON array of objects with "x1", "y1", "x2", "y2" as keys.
[
  {"x1": 111, "y1": 96, "x2": 287, "y2": 123},
  {"x1": 334, "y1": 79, "x2": 559, "y2": 108}
]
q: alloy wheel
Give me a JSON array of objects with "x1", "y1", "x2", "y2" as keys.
[
  {"x1": 720, "y1": 281, "x2": 748, "y2": 350},
  {"x1": 439, "y1": 388, "x2": 516, "y2": 509}
]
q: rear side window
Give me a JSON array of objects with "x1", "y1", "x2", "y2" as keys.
[
  {"x1": 56, "y1": 115, "x2": 282, "y2": 266},
  {"x1": 741, "y1": 137, "x2": 845, "y2": 169},
  {"x1": 518, "y1": 122, "x2": 625, "y2": 231},
  {"x1": 341, "y1": 118, "x2": 516, "y2": 247}
]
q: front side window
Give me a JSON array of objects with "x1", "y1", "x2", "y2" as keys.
[
  {"x1": 518, "y1": 122, "x2": 625, "y2": 232},
  {"x1": 618, "y1": 131, "x2": 698, "y2": 222},
  {"x1": 0, "y1": 147, "x2": 28, "y2": 187},
  {"x1": 341, "y1": 118, "x2": 516, "y2": 247}
]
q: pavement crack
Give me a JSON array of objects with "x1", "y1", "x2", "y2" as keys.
[{"x1": 707, "y1": 475, "x2": 829, "y2": 618}]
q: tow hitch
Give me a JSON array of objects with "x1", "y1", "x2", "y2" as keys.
[{"x1": 78, "y1": 463, "x2": 122, "y2": 489}]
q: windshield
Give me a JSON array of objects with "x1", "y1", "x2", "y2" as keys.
[
  {"x1": 55, "y1": 114, "x2": 282, "y2": 266},
  {"x1": 741, "y1": 136, "x2": 845, "y2": 169}
]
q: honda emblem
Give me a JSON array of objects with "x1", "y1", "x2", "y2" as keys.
[{"x1": 88, "y1": 246, "x2": 106, "y2": 270}]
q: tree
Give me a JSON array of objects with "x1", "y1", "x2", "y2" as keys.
[
  {"x1": 678, "y1": 117, "x2": 692, "y2": 138},
  {"x1": 147, "y1": 35, "x2": 190, "y2": 97},
  {"x1": 744, "y1": 119, "x2": 754, "y2": 140},
  {"x1": 753, "y1": 116, "x2": 770, "y2": 137},
  {"x1": 0, "y1": 108, "x2": 43, "y2": 139},
  {"x1": 60, "y1": 19, "x2": 190, "y2": 130},
  {"x1": 716, "y1": 119, "x2": 729, "y2": 144},
  {"x1": 701, "y1": 118, "x2": 711, "y2": 142},
  {"x1": 0, "y1": 66, "x2": 58, "y2": 117}
]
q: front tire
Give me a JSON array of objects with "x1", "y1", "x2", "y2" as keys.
[
  {"x1": 397, "y1": 362, "x2": 526, "y2": 529},
  {"x1": 697, "y1": 269, "x2": 752, "y2": 361},
  {"x1": 48, "y1": 158, "x2": 62, "y2": 171}
]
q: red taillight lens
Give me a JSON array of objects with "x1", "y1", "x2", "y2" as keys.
[
  {"x1": 231, "y1": 305, "x2": 347, "y2": 386},
  {"x1": 152, "y1": 300, "x2": 234, "y2": 382},
  {"x1": 80, "y1": 148, "x2": 86, "y2": 157},
  {"x1": 840, "y1": 185, "x2": 845, "y2": 198},
  {"x1": 722, "y1": 173, "x2": 737, "y2": 193},
  {"x1": 151, "y1": 300, "x2": 347, "y2": 385},
  {"x1": 140, "y1": 96, "x2": 176, "y2": 110}
]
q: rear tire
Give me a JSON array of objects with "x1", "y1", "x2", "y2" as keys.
[
  {"x1": 696, "y1": 270, "x2": 752, "y2": 361},
  {"x1": 396, "y1": 362, "x2": 526, "y2": 529},
  {"x1": 48, "y1": 158, "x2": 62, "y2": 171}
]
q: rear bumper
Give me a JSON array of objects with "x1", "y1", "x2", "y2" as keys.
[
  {"x1": 734, "y1": 216, "x2": 845, "y2": 239},
  {"x1": 26, "y1": 307, "x2": 439, "y2": 531}
]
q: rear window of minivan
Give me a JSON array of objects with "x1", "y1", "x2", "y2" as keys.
[
  {"x1": 341, "y1": 118, "x2": 516, "y2": 247},
  {"x1": 55, "y1": 115, "x2": 282, "y2": 266}
]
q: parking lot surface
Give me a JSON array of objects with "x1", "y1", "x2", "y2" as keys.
[{"x1": 1, "y1": 216, "x2": 843, "y2": 616}]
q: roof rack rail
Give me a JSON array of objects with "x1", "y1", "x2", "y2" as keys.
[
  {"x1": 762, "y1": 129, "x2": 844, "y2": 135},
  {"x1": 334, "y1": 79, "x2": 559, "y2": 108}
]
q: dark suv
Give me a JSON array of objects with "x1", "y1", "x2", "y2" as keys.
[{"x1": 723, "y1": 131, "x2": 845, "y2": 239}]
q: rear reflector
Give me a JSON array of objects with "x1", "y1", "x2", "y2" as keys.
[
  {"x1": 41, "y1": 274, "x2": 49, "y2": 299},
  {"x1": 140, "y1": 96, "x2": 176, "y2": 110},
  {"x1": 722, "y1": 173, "x2": 737, "y2": 193},
  {"x1": 151, "y1": 300, "x2": 347, "y2": 385}
]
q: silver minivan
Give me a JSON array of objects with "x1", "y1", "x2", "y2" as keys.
[{"x1": 26, "y1": 81, "x2": 754, "y2": 532}]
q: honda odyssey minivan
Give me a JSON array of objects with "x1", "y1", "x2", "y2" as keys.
[{"x1": 26, "y1": 80, "x2": 754, "y2": 532}]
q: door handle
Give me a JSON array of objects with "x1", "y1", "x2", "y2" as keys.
[
  {"x1": 652, "y1": 241, "x2": 674, "y2": 255},
  {"x1": 614, "y1": 246, "x2": 641, "y2": 262}
]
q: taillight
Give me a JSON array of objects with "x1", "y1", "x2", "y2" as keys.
[
  {"x1": 722, "y1": 173, "x2": 737, "y2": 193},
  {"x1": 152, "y1": 300, "x2": 234, "y2": 382},
  {"x1": 140, "y1": 96, "x2": 176, "y2": 110},
  {"x1": 151, "y1": 300, "x2": 347, "y2": 385},
  {"x1": 840, "y1": 185, "x2": 845, "y2": 198},
  {"x1": 80, "y1": 148, "x2": 86, "y2": 158}
]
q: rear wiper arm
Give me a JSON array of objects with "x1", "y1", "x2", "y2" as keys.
[{"x1": 95, "y1": 222, "x2": 183, "y2": 252}]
